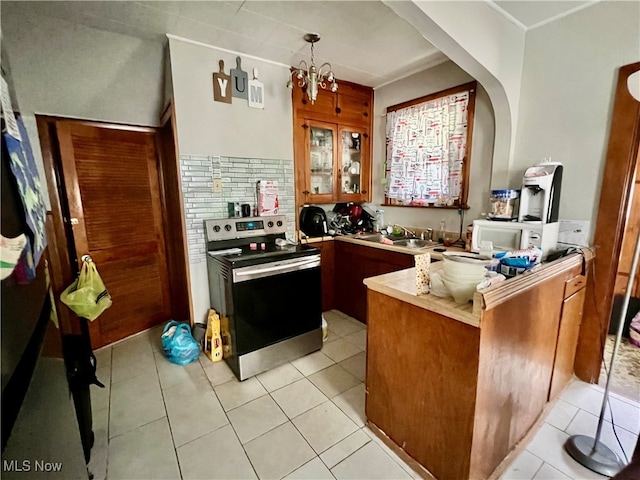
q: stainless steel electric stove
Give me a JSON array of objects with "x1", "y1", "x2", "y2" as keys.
[{"x1": 205, "y1": 215, "x2": 322, "y2": 380}]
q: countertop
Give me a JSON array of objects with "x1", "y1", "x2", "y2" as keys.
[
  {"x1": 300, "y1": 233, "x2": 466, "y2": 260},
  {"x1": 363, "y1": 250, "x2": 592, "y2": 329},
  {"x1": 363, "y1": 262, "x2": 481, "y2": 327}
]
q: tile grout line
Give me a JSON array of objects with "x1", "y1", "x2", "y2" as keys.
[
  {"x1": 152, "y1": 345, "x2": 185, "y2": 480},
  {"x1": 204, "y1": 361, "x2": 261, "y2": 480},
  {"x1": 104, "y1": 347, "x2": 113, "y2": 480},
  {"x1": 529, "y1": 459, "x2": 547, "y2": 480}
]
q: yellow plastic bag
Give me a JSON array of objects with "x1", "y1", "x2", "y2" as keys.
[{"x1": 60, "y1": 260, "x2": 112, "y2": 321}]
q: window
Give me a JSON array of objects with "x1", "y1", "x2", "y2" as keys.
[{"x1": 384, "y1": 81, "x2": 476, "y2": 209}]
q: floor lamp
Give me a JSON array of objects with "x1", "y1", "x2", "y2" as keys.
[{"x1": 564, "y1": 233, "x2": 639, "y2": 476}]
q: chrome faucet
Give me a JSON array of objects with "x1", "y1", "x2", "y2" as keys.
[
  {"x1": 393, "y1": 225, "x2": 416, "y2": 238},
  {"x1": 420, "y1": 228, "x2": 433, "y2": 241}
]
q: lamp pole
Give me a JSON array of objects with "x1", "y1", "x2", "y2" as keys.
[{"x1": 564, "y1": 232, "x2": 639, "y2": 476}]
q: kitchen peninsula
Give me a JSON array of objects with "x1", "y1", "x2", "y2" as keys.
[{"x1": 363, "y1": 250, "x2": 592, "y2": 480}]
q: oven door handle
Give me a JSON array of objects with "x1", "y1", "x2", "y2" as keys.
[{"x1": 233, "y1": 255, "x2": 321, "y2": 282}]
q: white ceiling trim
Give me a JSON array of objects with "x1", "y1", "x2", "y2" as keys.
[
  {"x1": 487, "y1": 0, "x2": 601, "y2": 31},
  {"x1": 526, "y1": 0, "x2": 600, "y2": 30},
  {"x1": 373, "y1": 51, "x2": 449, "y2": 90},
  {"x1": 485, "y1": 0, "x2": 528, "y2": 31},
  {"x1": 166, "y1": 33, "x2": 291, "y2": 69}
]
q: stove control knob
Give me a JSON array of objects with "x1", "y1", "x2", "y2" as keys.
[
  {"x1": 276, "y1": 220, "x2": 283, "y2": 227},
  {"x1": 213, "y1": 225, "x2": 221, "y2": 233},
  {"x1": 224, "y1": 224, "x2": 232, "y2": 232},
  {"x1": 267, "y1": 221, "x2": 274, "y2": 228}
]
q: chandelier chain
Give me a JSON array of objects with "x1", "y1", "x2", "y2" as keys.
[{"x1": 310, "y1": 41, "x2": 315, "y2": 67}]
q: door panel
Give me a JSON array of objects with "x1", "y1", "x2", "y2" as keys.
[{"x1": 56, "y1": 121, "x2": 171, "y2": 347}]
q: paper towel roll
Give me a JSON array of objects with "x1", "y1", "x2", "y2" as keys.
[{"x1": 415, "y1": 253, "x2": 431, "y2": 295}]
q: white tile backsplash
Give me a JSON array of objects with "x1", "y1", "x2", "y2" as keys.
[{"x1": 180, "y1": 154, "x2": 295, "y2": 264}]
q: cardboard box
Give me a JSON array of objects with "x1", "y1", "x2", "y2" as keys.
[{"x1": 256, "y1": 180, "x2": 279, "y2": 216}]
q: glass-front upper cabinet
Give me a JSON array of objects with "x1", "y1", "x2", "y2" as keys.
[
  {"x1": 338, "y1": 126, "x2": 369, "y2": 202},
  {"x1": 309, "y1": 124, "x2": 335, "y2": 198},
  {"x1": 302, "y1": 120, "x2": 370, "y2": 204},
  {"x1": 340, "y1": 128, "x2": 363, "y2": 196}
]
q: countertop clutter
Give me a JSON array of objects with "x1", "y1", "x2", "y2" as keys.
[{"x1": 300, "y1": 232, "x2": 467, "y2": 260}]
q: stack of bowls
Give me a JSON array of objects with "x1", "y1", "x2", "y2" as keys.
[{"x1": 441, "y1": 253, "x2": 491, "y2": 303}]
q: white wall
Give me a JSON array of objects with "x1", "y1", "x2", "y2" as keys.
[
  {"x1": 391, "y1": 0, "x2": 639, "y2": 240},
  {"x1": 1, "y1": 9, "x2": 164, "y2": 127},
  {"x1": 168, "y1": 36, "x2": 296, "y2": 324},
  {"x1": 513, "y1": 0, "x2": 640, "y2": 226},
  {"x1": 168, "y1": 36, "x2": 294, "y2": 160},
  {"x1": 2, "y1": 8, "x2": 164, "y2": 210},
  {"x1": 372, "y1": 61, "x2": 495, "y2": 233}
]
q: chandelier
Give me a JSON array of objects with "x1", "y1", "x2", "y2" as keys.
[{"x1": 287, "y1": 33, "x2": 337, "y2": 104}]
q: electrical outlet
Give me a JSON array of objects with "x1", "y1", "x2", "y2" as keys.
[{"x1": 213, "y1": 179, "x2": 223, "y2": 193}]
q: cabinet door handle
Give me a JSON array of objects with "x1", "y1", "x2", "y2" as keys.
[
  {"x1": 336, "y1": 107, "x2": 341, "y2": 114},
  {"x1": 363, "y1": 112, "x2": 368, "y2": 117},
  {"x1": 302, "y1": 190, "x2": 310, "y2": 195},
  {"x1": 361, "y1": 190, "x2": 367, "y2": 194},
  {"x1": 363, "y1": 133, "x2": 369, "y2": 139},
  {"x1": 302, "y1": 124, "x2": 309, "y2": 129}
]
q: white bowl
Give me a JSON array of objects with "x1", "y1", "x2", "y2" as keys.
[
  {"x1": 442, "y1": 278, "x2": 477, "y2": 304},
  {"x1": 429, "y1": 271, "x2": 450, "y2": 298},
  {"x1": 442, "y1": 252, "x2": 492, "y2": 263}
]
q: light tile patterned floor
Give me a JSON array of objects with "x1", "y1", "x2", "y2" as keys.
[{"x1": 88, "y1": 310, "x2": 640, "y2": 480}]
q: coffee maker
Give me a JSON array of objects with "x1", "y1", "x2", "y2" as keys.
[{"x1": 518, "y1": 162, "x2": 563, "y2": 224}]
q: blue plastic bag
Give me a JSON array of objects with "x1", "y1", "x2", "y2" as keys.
[{"x1": 161, "y1": 321, "x2": 200, "y2": 366}]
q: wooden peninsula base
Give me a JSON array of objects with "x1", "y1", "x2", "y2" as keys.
[{"x1": 364, "y1": 252, "x2": 591, "y2": 480}]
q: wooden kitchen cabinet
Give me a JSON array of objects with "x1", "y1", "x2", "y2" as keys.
[
  {"x1": 364, "y1": 252, "x2": 591, "y2": 480},
  {"x1": 313, "y1": 240, "x2": 335, "y2": 312},
  {"x1": 548, "y1": 276, "x2": 587, "y2": 400},
  {"x1": 292, "y1": 81, "x2": 373, "y2": 208},
  {"x1": 334, "y1": 241, "x2": 414, "y2": 323}
]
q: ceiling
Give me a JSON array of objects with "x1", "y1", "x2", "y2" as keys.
[{"x1": 3, "y1": 1, "x2": 594, "y2": 88}]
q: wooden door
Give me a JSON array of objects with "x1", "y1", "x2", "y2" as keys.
[
  {"x1": 614, "y1": 158, "x2": 640, "y2": 297},
  {"x1": 576, "y1": 62, "x2": 640, "y2": 382},
  {"x1": 56, "y1": 120, "x2": 172, "y2": 348}
]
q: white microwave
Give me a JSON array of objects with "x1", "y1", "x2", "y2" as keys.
[{"x1": 471, "y1": 220, "x2": 559, "y2": 260}]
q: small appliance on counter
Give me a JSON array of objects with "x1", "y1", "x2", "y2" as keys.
[
  {"x1": 471, "y1": 219, "x2": 559, "y2": 260},
  {"x1": 332, "y1": 203, "x2": 375, "y2": 233},
  {"x1": 518, "y1": 162, "x2": 563, "y2": 223},
  {"x1": 473, "y1": 161, "x2": 563, "y2": 261},
  {"x1": 488, "y1": 189, "x2": 520, "y2": 221},
  {"x1": 299, "y1": 205, "x2": 328, "y2": 237}
]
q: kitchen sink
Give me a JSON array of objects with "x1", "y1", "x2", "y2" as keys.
[
  {"x1": 351, "y1": 234, "x2": 441, "y2": 249},
  {"x1": 393, "y1": 239, "x2": 439, "y2": 248},
  {"x1": 352, "y1": 233, "x2": 385, "y2": 242},
  {"x1": 352, "y1": 233, "x2": 412, "y2": 243}
]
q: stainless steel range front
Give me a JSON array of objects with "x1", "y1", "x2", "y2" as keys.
[{"x1": 205, "y1": 215, "x2": 322, "y2": 381}]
